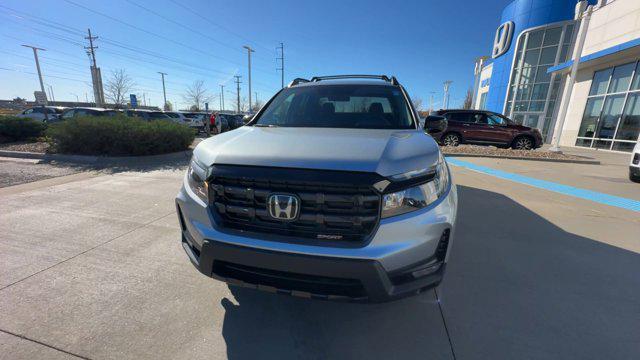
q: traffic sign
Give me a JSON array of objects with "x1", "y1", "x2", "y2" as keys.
[
  {"x1": 130, "y1": 94, "x2": 137, "y2": 108},
  {"x1": 34, "y1": 91, "x2": 47, "y2": 105}
]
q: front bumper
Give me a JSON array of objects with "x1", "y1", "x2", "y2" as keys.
[{"x1": 176, "y1": 173, "x2": 457, "y2": 302}]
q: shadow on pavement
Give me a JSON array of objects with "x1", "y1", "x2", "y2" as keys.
[
  {"x1": 218, "y1": 185, "x2": 640, "y2": 359},
  {"x1": 440, "y1": 186, "x2": 640, "y2": 359},
  {"x1": 220, "y1": 286, "x2": 453, "y2": 360}
]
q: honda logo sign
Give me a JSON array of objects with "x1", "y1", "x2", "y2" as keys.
[
  {"x1": 267, "y1": 194, "x2": 300, "y2": 221},
  {"x1": 492, "y1": 21, "x2": 514, "y2": 59}
]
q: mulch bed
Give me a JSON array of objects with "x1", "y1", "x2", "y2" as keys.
[
  {"x1": 0, "y1": 141, "x2": 50, "y2": 154},
  {"x1": 441, "y1": 145, "x2": 589, "y2": 161}
]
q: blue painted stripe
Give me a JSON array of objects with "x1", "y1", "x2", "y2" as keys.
[{"x1": 447, "y1": 158, "x2": 640, "y2": 212}]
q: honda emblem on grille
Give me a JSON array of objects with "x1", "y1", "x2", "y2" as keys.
[{"x1": 267, "y1": 194, "x2": 300, "y2": 221}]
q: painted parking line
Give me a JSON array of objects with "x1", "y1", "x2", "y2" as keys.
[{"x1": 447, "y1": 157, "x2": 640, "y2": 213}]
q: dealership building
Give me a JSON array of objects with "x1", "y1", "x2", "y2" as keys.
[{"x1": 474, "y1": 0, "x2": 640, "y2": 152}]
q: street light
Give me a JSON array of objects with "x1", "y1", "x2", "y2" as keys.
[{"x1": 242, "y1": 45, "x2": 255, "y2": 113}]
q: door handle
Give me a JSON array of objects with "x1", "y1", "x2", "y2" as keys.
[{"x1": 462, "y1": 123, "x2": 470, "y2": 127}]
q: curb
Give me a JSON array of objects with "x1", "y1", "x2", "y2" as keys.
[
  {"x1": 443, "y1": 153, "x2": 600, "y2": 165},
  {"x1": 0, "y1": 149, "x2": 193, "y2": 165}
]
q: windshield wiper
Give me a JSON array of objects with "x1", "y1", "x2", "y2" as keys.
[{"x1": 254, "y1": 124, "x2": 279, "y2": 127}]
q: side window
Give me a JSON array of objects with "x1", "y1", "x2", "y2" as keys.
[
  {"x1": 62, "y1": 110, "x2": 75, "y2": 119},
  {"x1": 75, "y1": 109, "x2": 88, "y2": 116},
  {"x1": 446, "y1": 112, "x2": 471, "y2": 123},
  {"x1": 23, "y1": 109, "x2": 33, "y2": 114},
  {"x1": 486, "y1": 114, "x2": 507, "y2": 125},
  {"x1": 32, "y1": 108, "x2": 43, "y2": 114},
  {"x1": 470, "y1": 113, "x2": 485, "y2": 123}
]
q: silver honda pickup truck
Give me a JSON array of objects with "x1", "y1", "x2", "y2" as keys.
[{"x1": 176, "y1": 75, "x2": 457, "y2": 302}]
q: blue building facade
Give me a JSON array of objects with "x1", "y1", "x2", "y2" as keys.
[{"x1": 485, "y1": 0, "x2": 578, "y2": 114}]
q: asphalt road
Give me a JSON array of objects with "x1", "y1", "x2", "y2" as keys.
[{"x1": 1, "y1": 152, "x2": 639, "y2": 360}]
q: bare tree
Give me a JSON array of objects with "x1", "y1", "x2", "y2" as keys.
[
  {"x1": 183, "y1": 80, "x2": 211, "y2": 111},
  {"x1": 462, "y1": 87, "x2": 474, "y2": 109},
  {"x1": 412, "y1": 97, "x2": 424, "y2": 111},
  {"x1": 105, "y1": 69, "x2": 135, "y2": 107},
  {"x1": 250, "y1": 100, "x2": 264, "y2": 113}
]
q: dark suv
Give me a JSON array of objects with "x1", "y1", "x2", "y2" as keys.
[{"x1": 430, "y1": 109, "x2": 543, "y2": 150}]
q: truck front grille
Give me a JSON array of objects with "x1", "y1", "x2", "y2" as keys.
[{"x1": 208, "y1": 165, "x2": 382, "y2": 242}]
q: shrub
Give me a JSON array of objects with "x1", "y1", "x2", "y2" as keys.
[
  {"x1": 46, "y1": 115, "x2": 196, "y2": 156},
  {"x1": 0, "y1": 116, "x2": 46, "y2": 142}
]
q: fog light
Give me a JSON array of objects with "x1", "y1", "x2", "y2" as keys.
[{"x1": 411, "y1": 262, "x2": 442, "y2": 279}]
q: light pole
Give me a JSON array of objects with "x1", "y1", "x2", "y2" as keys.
[
  {"x1": 22, "y1": 45, "x2": 47, "y2": 101},
  {"x1": 243, "y1": 45, "x2": 254, "y2": 113},
  {"x1": 158, "y1": 72, "x2": 168, "y2": 110},
  {"x1": 443, "y1": 81, "x2": 452, "y2": 109},
  {"x1": 220, "y1": 84, "x2": 225, "y2": 111}
]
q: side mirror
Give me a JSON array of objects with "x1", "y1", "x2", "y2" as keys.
[
  {"x1": 243, "y1": 114, "x2": 254, "y2": 124},
  {"x1": 423, "y1": 115, "x2": 447, "y2": 134}
]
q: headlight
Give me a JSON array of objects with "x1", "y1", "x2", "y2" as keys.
[
  {"x1": 382, "y1": 154, "x2": 450, "y2": 218},
  {"x1": 187, "y1": 155, "x2": 209, "y2": 203}
]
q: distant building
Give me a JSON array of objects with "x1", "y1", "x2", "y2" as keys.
[{"x1": 473, "y1": 0, "x2": 640, "y2": 152}]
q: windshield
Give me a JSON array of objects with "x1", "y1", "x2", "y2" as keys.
[{"x1": 254, "y1": 84, "x2": 415, "y2": 129}]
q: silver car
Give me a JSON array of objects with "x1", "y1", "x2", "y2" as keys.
[
  {"x1": 17, "y1": 106, "x2": 66, "y2": 122},
  {"x1": 176, "y1": 75, "x2": 457, "y2": 302}
]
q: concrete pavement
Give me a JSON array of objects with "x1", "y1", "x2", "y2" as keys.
[{"x1": 1, "y1": 150, "x2": 639, "y2": 359}]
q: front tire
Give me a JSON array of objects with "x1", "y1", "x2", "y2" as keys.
[
  {"x1": 442, "y1": 133, "x2": 461, "y2": 147},
  {"x1": 512, "y1": 136, "x2": 534, "y2": 150}
]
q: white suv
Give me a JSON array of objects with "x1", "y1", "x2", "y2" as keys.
[{"x1": 630, "y1": 142, "x2": 640, "y2": 183}]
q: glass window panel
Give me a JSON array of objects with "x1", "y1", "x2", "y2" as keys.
[
  {"x1": 608, "y1": 62, "x2": 635, "y2": 93},
  {"x1": 523, "y1": 49, "x2": 540, "y2": 67},
  {"x1": 531, "y1": 83, "x2": 550, "y2": 100},
  {"x1": 559, "y1": 44, "x2": 570, "y2": 62},
  {"x1": 514, "y1": 50, "x2": 523, "y2": 67},
  {"x1": 513, "y1": 114, "x2": 525, "y2": 124},
  {"x1": 575, "y1": 138, "x2": 593, "y2": 147},
  {"x1": 524, "y1": 114, "x2": 540, "y2": 128},
  {"x1": 564, "y1": 24, "x2": 575, "y2": 44},
  {"x1": 539, "y1": 46, "x2": 557, "y2": 65},
  {"x1": 535, "y1": 66, "x2": 552, "y2": 83},
  {"x1": 542, "y1": 117, "x2": 553, "y2": 139},
  {"x1": 595, "y1": 94, "x2": 625, "y2": 139},
  {"x1": 589, "y1": 68, "x2": 613, "y2": 95},
  {"x1": 578, "y1": 97, "x2": 604, "y2": 137},
  {"x1": 519, "y1": 67, "x2": 535, "y2": 84},
  {"x1": 516, "y1": 85, "x2": 531, "y2": 100},
  {"x1": 550, "y1": 77, "x2": 562, "y2": 98},
  {"x1": 546, "y1": 101, "x2": 556, "y2": 117},
  {"x1": 612, "y1": 141, "x2": 637, "y2": 152},
  {"x1": 615, "y1": 93, "x2": 640, "y2": 141},
  {"x1": 593, "y1": 140, "x2": 612, "y2": 149},
  {"x1": 514, "y1": 102, "x2": 528, "y2": 111},
  {"x1": 631, "y1": 62, "x2": 640, "y2": 90},
  {"x1": 529, "y1": 101, "x2": 545, "y2": 111},
  {"x1": 527, "y1": 30, "x2": 544, "y2": 49},
  {"x1": 543, "y1": 27, "x2": 562, "y2": 46}
]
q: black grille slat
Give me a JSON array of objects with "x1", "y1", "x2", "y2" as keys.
[{"x1": 208, "y1": 167, "x2": 381, "y2": 241}]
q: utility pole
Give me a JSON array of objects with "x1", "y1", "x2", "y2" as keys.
[
  {"x1": 443, "y1": 81, "x2": 452, "y2": 109},
  {"x1": 158, "y1": 72, "x2": 168, "y2": 110},
  {"x1": 429, "y1": 91, "x2": 436, "y2": 113},
  {"x1": 47, "y1": 84, "x2": 55, "y2": 102},
  {"x1": 85, "y1": 93, "x2": 88, "y2": 103},
  {"x1": 219, "y1": 84, "x2": 225, "y2": 111},
  {"x1": 143, "y1": 92, "x2": 146, "y2": 107},
  {"x1": 234, "y1": 75, "x2": 242, "y2": 113},
  {"x1": 85, "y1": 29, "x2": 105, "y2": 107},
  {"x1": 242, "y1": 46, "x2": 255, "y2": 113},
  {"x1": 255, "y1": 91, "x2": 258, "y2": 105},
  {"x1": 21, "y1": 45, "x2": 47, "y2": 102},
  {"x1": 277, "y1": 42, "x2": 284, "y2": 88}
]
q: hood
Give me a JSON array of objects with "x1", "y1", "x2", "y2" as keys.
[{"x1": 193, "y1": 127, "x2": 440, "y2": 177}]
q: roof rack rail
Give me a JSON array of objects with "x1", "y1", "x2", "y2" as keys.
[
  {"x1": 287, "y1": 78, "x2": 310, "y2": 87},
  {"x1": 309, "y1": 75, "x2": 400, "y2": 85}
]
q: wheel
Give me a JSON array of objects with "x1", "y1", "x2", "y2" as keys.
[
  {"x1": 442, "y1": 133, "x2": 461, "y2": 147},
  {"x1": 512, "y1": 136, "x2": 534, "y2": 150}
]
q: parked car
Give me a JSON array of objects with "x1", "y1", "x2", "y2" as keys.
[
  {"x1": 124, "y1": 109, "x2": 171, "y2": 121},
  {"x1": 176, "y1": 75, "x2": 457, "y2": 302},
  {"x1": 431, "y1": 109, "x2": 543, "y2": 150},
  {"x1": 183, "y1": 112, "x2": 206, "y2": 133},
  {"x1": 17, "y1": 106, "x2": 66, "y2": 122},
  {"x1": 630, "y1": 142, "x2": 640, "y2": 183},
  {"x1": 226, "y1": 114, "x2": 245, "y2": 130},
  {"x1": 164, "y1": 112, "x2": 192, "y2": 124},
  {"x1": 59, "y1": 107, "x2": 118, "y2": 121},
  {"x1": 208, "y1": 112, "x2": 237, "y2": 134}
]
